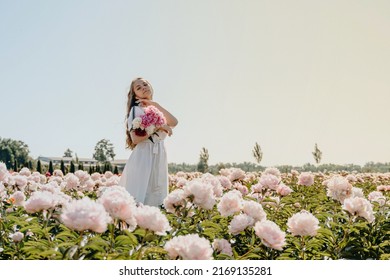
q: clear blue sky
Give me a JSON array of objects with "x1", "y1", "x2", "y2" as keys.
[{"x1": 1, "y1": 0, "x2": 390, "y2": 166}]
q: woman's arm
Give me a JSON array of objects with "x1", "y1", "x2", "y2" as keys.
[{"x1": 137, "y1": 99, "x2": 178, "y2": 127}]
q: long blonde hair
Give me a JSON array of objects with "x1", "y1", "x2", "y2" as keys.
[{"x1": 125, "y1": 77, "x2": 153, "y2": 149}]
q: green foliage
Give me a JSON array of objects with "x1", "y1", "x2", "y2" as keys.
[{"x1": 0, "y1": 137, "x2": 30, "y2": 169}]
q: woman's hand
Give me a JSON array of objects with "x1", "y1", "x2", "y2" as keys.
[
  {"x1": 137, "y1": 98, "x2": 178, "y2": 128},
  {"x1": 158, "y1": 124, "x2": 173, "y2": 136}
]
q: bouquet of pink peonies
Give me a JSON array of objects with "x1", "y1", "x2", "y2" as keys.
[{"x1": 131, "y1": 106, "x2": 166, "y2": 137}]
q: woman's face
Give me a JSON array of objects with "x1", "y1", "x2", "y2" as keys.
[{"x1": 133, "y1": 79, "x2": 152, "y2": 100}]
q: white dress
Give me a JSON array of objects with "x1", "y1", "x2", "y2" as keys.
[{"x1": 119, "y1": 106, "x2": 169, "y2": 207}]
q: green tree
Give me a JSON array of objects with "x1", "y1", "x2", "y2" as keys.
[
  {"x1": 28, "y1": 160, "x2": 33, "y2": 170},
  {"x1": 113, "y1": 165, "x2": 119, "y2": 175},
  {"x1": 13, "y1": 159, "x2": 18, "y2": 172},
  {"x1": 78, "y1": 162, "x2": 84, "y2": 171},
  {"x1": 0, "y1": 137, "x2": 30, "y2": 169},
  {"x1": 37, "y1": 160, "x2": 42, "y2": 174},
  {"x1": 0, "y1": 146, "x2": 14, "y2": 169},
  {"x1": 252, "y1": 142, "x2": 263, "y2": 164},
  {"x1": 63, "y1": 148, "x2": 73, "y2": 158},
  {"x1": 70, "y1": 161, "x2": 75, "y2": 173},
  {"x1": 93, "y1": 139, "x2": 116, "y2": 163},
  {"x1": 48, "y1": 161, "x2": 54, "y2": 175},
  {"x1": 60, "y1": 160, "x2": 66, "y2": 175},
  {"x1": 95, "y1": 163, "x2": 101, "y2": 173},
  {"x1": 312, "y1": 143, "x2": 322, "y2": 165},
  {"x1": 103, "y1": 162, "x2": 113, "y2": 173},
  {"x1": 197, "y1": 147, "x2": 209, "y2": 173}
]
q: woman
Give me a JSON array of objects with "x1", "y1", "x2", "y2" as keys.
[{"x1": 119, "y1": 77, "x2": 178, "y2": 207}]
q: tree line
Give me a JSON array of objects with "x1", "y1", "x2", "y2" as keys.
[
  {"x1": 1, "y1": 137, "x2": 390, "y2": 174},
  {"x1": 0, "y1": 137, "x2": 118, "y2": 175}
]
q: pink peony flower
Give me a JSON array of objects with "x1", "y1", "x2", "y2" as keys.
[
  {"x1": 212, "y1": 239, "x2": 233, "y2": 256},
  {"x1": 259, "y1": 174, "x2": 280, "y2": 190},
  {"x1": 14, "y1": 175, "x2": 28, "y2": 189},
  {"x1": 242, "y1": 200, "x2": 267, "y2": 222},
  {"x1": 134, "y1": 205, "x2": 171, "y2": 235},
  {"x1": 325, "y1": 175, "x2": 352, "y2": 203},
  {"x1": 243, "y1": 173, "x2": 257, "y2": 184},
  {"x1": 254, "y1": 220, "x2": 286, "y2": 251},
  {"x1": 24, "y1": 191, "x2": 57, "y2": 213},
  {"x1": 164, "y1": 234, "x2": 213, "y2": 260},
  {"x1": 53, "y1": 169, "x2": 64, "y2": 177},
  {"x1": 19, "y1": 167, "x2": 31, "y2": 177},
  {"x1": 133, "y1": 106, "x2": 166, "y2": 136},
  {"x1": 10, "y1": 232, "x2": 24, "y2": 242},
  {"x1": 163, "y1": 189, "x2": 186, "y2": 214},
  {"x1": 0, "y1": 162, "x2": 9, "y2": 182},
  {"x1": 104, "y1": 171, "x2": 114, "y2": 179},
  {"x1": 217, "y1": 190, "x2": 243, "y2": 217},
  {"x1": 64, "y1": 173, "x2": 80, "y2": 190},
  {"x1": 60, "y1": 197, "x2": 111, "y2": 233},
  {"x1": 291, "y1": 169, "x2": 299, "y2": 176},
  {"x1": 75, "y1": 170, "x2": 90, "y2": 184},
  {"x1": 346, "y1": 174, "x2": 357, "y2": 182},
  {"x1": 233, "y1": 182, "x2": 249, "y2": 196},
  {"x1": 228, "y1": 214, "x2": 255, "y2": 235},
  {"x1": 228, "y1": 168, "x2": 246, "y2": 182},
  {"x1": 176, "y1": 178, "x2": 188, "y2": 188},
  {"x1": 297, "y1": 172, "x2": 314, "y2": 186},
  {"x1": 218, "y1": 176, "x2": 232, "y2": 190},
  {"x1": 287, "y1": 211, "x2": 320, "y2": 237},
  {"x1": 91, "y1": 172, "x2": 101, "y2": 181},
  {"x1": 263, "y1": 167, "x2": 281, "y2": 179},
  {"x1": 0, "y1": 183, "x2": 6, "y2": 200},
  {"x1": 251, "y1": 182, "x2": 265, "y2": 193},
  {"x1": 98, "y1": 186, "x2": 137, "y2": 231},
  {"x1": 29, "y1": 172, "x2": 42, "y2": 183},
  {"x1": 377, "y1": 185, "x2": 390, "y2": 191},
  {"x1": 368, "y1": 191, "x2": 386, "y2": 206},
  {"x1": 202, "y1": 173, "x2": 223, "y2": 197},
  {"x1": 183, "y1": 179, "x2": 216, "y2": 210},
  {"x1": 351, "y1": 187, "x2": 364, "y2": 198},
  {"x1": 342, "y1": 197, "x2": 375, "y2": 223},
  {"x1": 10, "y1": 191, "x2": 25, "y2": 207},
  {"x1": 276, "y1": 183, "x2": 293, "y2": 196}
]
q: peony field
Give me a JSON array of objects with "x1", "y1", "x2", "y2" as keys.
[{"x1": 0, "y1": 163, "x2": 389, "y2": 260}]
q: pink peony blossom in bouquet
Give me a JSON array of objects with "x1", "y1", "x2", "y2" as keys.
[{"x1": 132, "y1": 105, "x2": 166, "y2": 136}]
